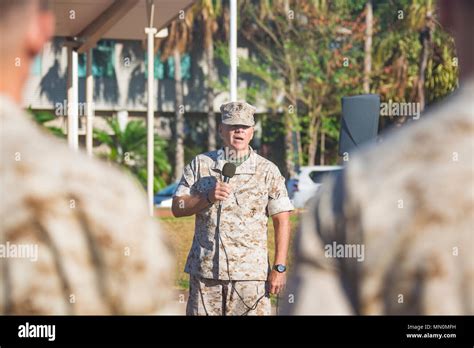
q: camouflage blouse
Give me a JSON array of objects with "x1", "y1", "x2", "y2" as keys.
[{"x1": 174, "y1": 147, "x2": 294, "y2": 281}]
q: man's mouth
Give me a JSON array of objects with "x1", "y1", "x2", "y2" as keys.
[{"x1": 234, "y1": 136, "x2": 244, "y2": 142}]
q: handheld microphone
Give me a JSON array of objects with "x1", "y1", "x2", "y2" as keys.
[{"x1": 222, "y1": 162, "x2": 236, "y2": 183}]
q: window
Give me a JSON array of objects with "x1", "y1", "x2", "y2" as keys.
[
  {"x1": 144, "y1": 52, "x2": 165, "y2": 79},
  {"x1": 78, "y1": 40, "x2": 115, "y2": 78},
  {"x1": 145, "y1": 52, "x2": 191, "y2": 80},
  {"x1": 166, "y1": 53, "x2": 191, "y2": 80},
  {"x1": 30, "y1": 53, "x2": 42, "y2": 75}
]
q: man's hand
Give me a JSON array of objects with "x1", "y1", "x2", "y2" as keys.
[
  {"x1": 208, "y1": 182, "x2": 232, "y2": 202},
  {"x1": 172, "y1": 182, "x2": 232, "y2": 217},
  {"x1": 269, "y1": 211, "x2": 290, "y2": 295},
  {"x1": 267, "y1": 269, "x2": 286, "y2": 295}
]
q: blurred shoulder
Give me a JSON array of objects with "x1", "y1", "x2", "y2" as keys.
[
  {"x1": 347, "y1": 81, "x2": 474, "y2": 186},
  {"x1": 0, "y1": 96, "x2": 159, "y2": 232},
  {"x1": 0, "y1": 97, "x2": 174, "y2": 314}
]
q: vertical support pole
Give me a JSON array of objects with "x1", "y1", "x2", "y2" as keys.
[
  {"x1": 229, "y1": 0, "x2": 237, "y2": 101},
  {"x1": 145, "y1": 26, "x2": 157, "y2": 217},
  {"x1": 86, "y1": 48, "x2": 94, "y2": 156},
  {"x1": 67, "y1": 45, "x2": 79, "y2": 150}
]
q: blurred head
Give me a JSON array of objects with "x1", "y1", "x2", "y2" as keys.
[
  {"x1": 0, "y1": 0, "x2": 55, "y2": 103},
  {"x1": 219, "y1": 123, "x2": 254, "y2": 153},
  {"x1": 439, "y1": 0, "x2": 474, "y2": 81}
]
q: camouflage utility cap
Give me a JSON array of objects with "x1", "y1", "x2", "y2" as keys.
[{"x1": 220, "y1": 101, "x2": 256, "y2": 127}]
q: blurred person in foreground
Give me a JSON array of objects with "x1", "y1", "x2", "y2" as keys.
[
  {"x1": 0, "y1": 0, "x2": 174, "y2": 314},
  {"x1": 283, "y1": 0, "x2": 473, "y2": 315}
]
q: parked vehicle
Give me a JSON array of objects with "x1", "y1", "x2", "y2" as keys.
[
  {"x1": 154, "y1": 182, "x2": 179, "y2": 208},
  {"x1": 286, "y1": 177, "x2": 299, "y2": 201},
  {"x1": 289, "y1": 165, "x2": 343, "y2": 208}
]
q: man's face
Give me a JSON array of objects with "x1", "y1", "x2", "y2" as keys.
[
  {"x1": 219, "y1": 124, "x2": 254, "y2": 152},
  {"x1": 0, "y1": 1, "x2": 55, "y2": 102}
]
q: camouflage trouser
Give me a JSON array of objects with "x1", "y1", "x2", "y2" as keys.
[{"x1": 186, "y1": 275, "x2": 271, "y2": 316}]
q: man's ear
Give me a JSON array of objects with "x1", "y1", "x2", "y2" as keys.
[
  {"x1": 25, "y1": 11, "x2": 55, "y2": 56},
  {"x1": 249, "y1": 126, "x2": 255, "y2": 141}
]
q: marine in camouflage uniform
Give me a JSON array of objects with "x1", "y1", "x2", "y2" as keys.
[
  {"x1": 173, "y1": 101, "x2": 294, "y2": 315},
  {"x1": 282, "y1": 79, "x2": 474, "y2": 315},
  {"x1": 0, "y1": 0, "x2": 175, "y2": 315},
  {"x1": 0, "y1": 95, "x2": 175, "y2": 314}
]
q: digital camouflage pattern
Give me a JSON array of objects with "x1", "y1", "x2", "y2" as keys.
[
  {"x1": 186, "y1": 275, "x2": 271, "y2": 315},
  {"x1": 283, "y1": 79, "x2": 474, "y2": 315},
  {"x1": 220, "y1": 101, "x2": 256, "y2": 127},
  {"x1": 174, "y1": 147, "x2": 294, "y2": 281},
  {"x1": 0, "y1": 95, "x2": 175, "y2": 315}
]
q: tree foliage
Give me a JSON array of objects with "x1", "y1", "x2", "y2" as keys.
[
  {"x1": 213, "y1": 0, "x2": 458, "y2": 169},
  {"x1": 94, "y1": 118, "x2": 171, "y2": 191},
  {"x1": 28, "y1": 107, "x2": 66, "y2": 139}
]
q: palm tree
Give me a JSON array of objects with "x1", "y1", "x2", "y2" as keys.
[
  {"x1": 159, "y1": 10, "x2": 194, "y2": 182},
  {"x1": 94, "y1": 117, "x2": 171, "y2": 191},
  {"x1": 416, "y1": 2, "x2": 434, "y2": 111},
  {"x1": 28, "y1": 107, "x2": 66, "y2": 139},
  {"x1": 200, "y1": 0, "x2": 222, "y2": 151},
  {"x1": 371, "y1": 0, "x2": 448, "y2": 129},
  {"x1": 239, "y1": 0, "x2": 301, "y2": 177}
]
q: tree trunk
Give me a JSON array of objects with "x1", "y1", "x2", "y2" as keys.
[
  {"x1": 173, "y1": 48, "x2": 185, "y2": 181},
  {"x1": 288, "y1": 73, "x2": 302, "y2": 172},
  {"x1": 363, "y1": 0, "x2": 373, "y2": 93},
  {"x1": 205, "y1": 18, "x2": 217, "y2": 151},
  {"x1": 417, "y1": 11, "x2": 433, "y2": 111},
  {"x1": 307, "y1": 111, "x2": 321, "y2": 166},
  {"x1": 295, "y1": 114, "x2": 303, "y2": 168},
  {"x1": 320, "y1": 130, "x2": 325, "y2": 165},
  {"x1": 284, "y1": 114, "x2": 296, "y2": 178}
]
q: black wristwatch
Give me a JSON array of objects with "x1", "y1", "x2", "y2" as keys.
[{"x1": 273, "y1": 264, "x2": 287, "y2": 273}]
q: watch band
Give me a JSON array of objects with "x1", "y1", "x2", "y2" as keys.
[{"x1": 273, "y1": 264, "x2": 287, "y2": 273}]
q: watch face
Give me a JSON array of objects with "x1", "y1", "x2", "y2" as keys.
[{"x1": 276, "y1": 265, "x2": 286, "y2": 273}]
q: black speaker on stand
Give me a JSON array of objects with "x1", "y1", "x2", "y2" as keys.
[{"x1": 338, "y1": 94, "x2": 380, "y2": 157}]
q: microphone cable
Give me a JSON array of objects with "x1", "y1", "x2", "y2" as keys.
[
  {"x1": 218, "y1": 224, "x2": 266, "y2": 316},
  {"x1": 216, "y1": 177, "x2": 267, "y2": 316}
]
